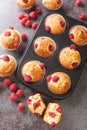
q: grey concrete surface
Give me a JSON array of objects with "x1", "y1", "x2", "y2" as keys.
[{"x1": 0, "y1": 0, "x2": 87, "y2": 130}]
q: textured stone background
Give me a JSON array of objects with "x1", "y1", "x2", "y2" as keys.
[{"x1": 0, "y1": 0, "x2": 87, "y2": 130}]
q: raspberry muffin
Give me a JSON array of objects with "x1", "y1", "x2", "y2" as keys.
[
  {"x1": 69, "y1": 25, "x2": 87, "y2": 45},
  {"x1": 16, "y1": 0, "x2": 35, "y2": 10},
  {"x1": 22, "y1": 60, "x2": 45, "y2": 83},
  {"x1": 59, "y1": 44, "x2": 81, "y2": 69},
  {"x1": 26, "y1": 93, "x2": 46, "y2": 115},
  {"x1": 43, "y1": 103, "x2": 62, "y2": 128},
  {"x1": 34, "y1": 36, "x2": 56, "y2": 58},
  {"x1": 46, "y1": 72, "x2": 71, "y2": 94},
  {"x1": 0, "y1": 54, "x2": 17, "y2": 77},
  {"x1": 0, "y1": 28, "x2": 21, "y2": 50},
  {"x1": 42, "y1": 0, "x2": 63, "y2": 10},
  {"x1": 45, "y1": 14, "x2": 66, "y2": 35}
]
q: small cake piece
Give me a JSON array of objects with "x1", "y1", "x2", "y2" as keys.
[
  {"x1": 69, "y1": 25, "x2": 87, "y2": 45},
  {"x1": 59, "y1": 44, "x2": 81, "y2": 69},
  {"x1": 34, "y1": 36, "x2": 56, "y2": 58},
  {"x1": 43, "y1": 103, "x2": 62, "y2": 128},
  {"x1": 0, "y1": 28, "x2": 21, "y2": 50},
  {"x1": 46, "y1": 72, "x2": 71, "y2": 94},
  {"x1": 27, "y1": 93, "x2": 46, "y2": 115},
  {"x1": 42, "y1": 0, "x2": 63, "y2": 10},
  {"x1": 16, "y1": 0, "x2": 35, "y2": 10},
  {"x1": 45, "y1": 14, "x2": 66, "y2": 35},
  {"x1": 22, "y1": 60, "x2": 45, "y2": 82},
  {"x1": 0, "y1": 54, "x2": 17, "y2": 77}
]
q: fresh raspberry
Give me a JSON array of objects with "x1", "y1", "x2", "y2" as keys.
[
  {"x1": 48, "y1": 44, "x2": 54, "y2": 51},
  {"x1": 22, "y1": 0, "x2": 28, "y2": 3},
  {"x1": 26, "y1": 99, "x2": 32, "y2": 104},
  {"x1": 10, "y1": 93, "x2": 18, "y2": 101},
  {"x1": 72, "y1": 62, "x2": 78, "y2": 68},
  {"x1": 16, "y1": 89, "x2": 24, "y2": 97},
  {"x1": 76, "y1": 0, "x2": 82, "y2": 6},
  {"x1": 18, "y1": 13, "x2": 24, "y2": 19},
  {"x1": 46, "y1": 75, "x2": 52, "y2": 82},
  {"x1": 35, "y1": 6, "x2": 41, "y2": 14},
  {"x1": 60, "y1": 21, "x2": 65, "y2": 27},
  {"x1": 34, "y1": 43, "x2": 38, "y2": 49},
  {"x1": 25, "y1": 20, "x2": 32, "y2": 27},
  {"x1": 39, "y1": 63, "x2": 45, "y2": 69},
  {"x1": 21, "y1": 33, "x2": 27, "y2": 41},
  {"x1": 13, "y1": 42, "x2": 19, "y2": 49},
  {"x1": 50, "y1": 122, "x2": 56, "y2": 128},
  {"x1": 9, "y1": 83, "x2": 18, "y2": 92},
  {"x1": 9, "y1": 26, "x2": 14, "y2": 30},
  {"x1": 79, "y1": 13, "x2": 86, "y2": 20},
  {"x1": 24, "y1": 14, "x2": 30, "y2": 20},
  {"x1": 0, "y1": 84, "x2": 2, "y2": 89},
  {"x1": 70, "y1": 44, "x2": 76, "y2": 50},
  {"x1": 69, "y1": 33, "x2": 74, "y2": 39},
  {"x1": 52, "y1": 76, "x2": 60, "y2": 82},
  {"x1": 18, "y1": 103, "x2": 25, "y2": 110},
  {"x1": 45, "y1": 26, "x2": 51, "y2": 32},
  {"x1": 4, "y1": 78, "x2": 12, "y2": 86},
  {"x1": 34, "y1": 112, "x2": 40, "y2": 115},
  {"x1": 33, "y1": 101, "x2": 40, "y2": 109},
  {"x1": 29, "y1": 11, "x2": 37, "y2": 19},
  {"x1": 48, "y1": 112, "x2": 56, "y2": 117},
  {"x1": 32, "y1": 22, "x2": 38, "y2": 29},
  {"x1": 20, "y1": 18, "x2": 27, "y2": 25},
  {"x1": 24, "y1": 75, "x2": 32, "y2": 82},
  {"x1": 4, "y1": 31, "x2": 11, "y2": 36},
  {"x1": 2, "y1": 55, "x2": 10, "y2": 61},
  {"x1": 56, "y1": 107, "x2": 62, "y2": 113},
  {"x1": 57, "y1": 0, "x2": 61, "y2": 4}
]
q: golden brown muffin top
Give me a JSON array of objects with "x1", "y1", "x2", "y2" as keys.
[
  {"x1": 34, "y1": 37, "x2": 56, "y2": 58},
  {"x1": 46, "y1": 72, "x2": 71, "y2": 94},
  {"x1": 22, "y1": 60, "x2": 45, "y2": 82},
  {"x1": 69, "y1": 25, "x2": 87, "y2": 45},
  {"x1": 45, "y1": 14, "x2": 66, "y2": 35},
  {"x1": 42, "y1": 0, "x2": 63, "y2": 10}
]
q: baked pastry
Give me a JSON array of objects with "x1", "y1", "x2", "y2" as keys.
[
  {"x1": 43, "y1": 103, "x2": 62, "y2": 128},
  {"x1": 45, "y1": 14, "x2": 66, "y2": 35},
  {"x1": 42, "y1": 0, "x2": 63, "y2": 10},
  {"x1": 0, "y1": 54, "x2": 17, "y2": 77},
  {"x1": 22, "y1": 60, "x2": 45, "y2": 82},
  {"x1": 69, "y1": 25, "x2": 87, "y2": 45},
  {"x1": 16, "y1": 0, "x2": 35, "y2": 10},
  {"x1": 46, "y1": 72, "x2": 71, "y2": 94},
  {"x1": 26, "y1": 93, "x2": 46, "y2": 115},
  {"x1": 59, "y1": 44, "x2": 81, "y2": 69},
  {"x1": 0, "y1": 28, "x2": 21, "y2": 50},
  {"x1": 34, "y1": 36, "x2": 56, "y2": 58}
]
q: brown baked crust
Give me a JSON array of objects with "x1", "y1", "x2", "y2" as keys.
[
  {"x1": 47, "y1": 72, "x2": 71, "y2": 94},
  {"x1": 59, "y1": 47, "x2": 81, "y2": 69},
  {"x1": 0, "y1": 29, "x2": 21, "y2": 49},
  {"x1": 42, "y1": 0, "x2": 63, "y2": 10},
  {"x1": 27, "y1": 93, "x2": 46, "y2": 115},
  {"x1": 69, "y1": 25, "x2": 87, "y2": 45},
  {"x1": 45, "y1": 14, "x2": 66, "y2": 35},
  {"x1": 43, "y1": 103, "x2": 62, "y2": 126},
  {"x1": 16, "y1": 0, "x2": 35, "y2": 8},
  {"x1": 34, "y1": 37, "x2": 56, "y2": 58},
  {"x1": 22, "y1": 60, "x2": 45, "y2": 82},
  {"x1": 0, "y1": 55, "x2": 17, "y2": 77}
]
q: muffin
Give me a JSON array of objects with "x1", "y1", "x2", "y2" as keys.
[
  {"x1": 43, "y1": 103, "x2": 62, "y2": 128},
  {"x1": 34, "y1": 36, "x2": 56, "y2": 58},
  {"x1": 59, "y1": 44, "x2": 81, "y2": 69},
  {"x1": 0, "y1": 54, "x2": 17, "y2": 77},
  {"x1": 16, "y1": 0, "x2": 35, "y2": 10},
  {"x1": 69, "y1": 25, "x2": 87, "y2": 45},
  {"x1": 46, "y1": 72, "x2": 71, "y2": 94},
  {"x1": 42, "y1": 0, "x2": 63, "y2": 10},
  {"x1": 0, "y1": 28, "x2": 21, "y2": 50},
  {"x1": 22, "y1": 60, "x2": 45, "y2": 83},
  {"x1": 26, "y1": 93, "x2": 46, "y2": 115},
  {"x1": 45, "y1": 14, "x2": 66, "y2": 35}
]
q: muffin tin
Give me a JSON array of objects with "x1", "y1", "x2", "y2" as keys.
[{"x1": 17, "y1": 12, "x2": 87, "y2": 99}]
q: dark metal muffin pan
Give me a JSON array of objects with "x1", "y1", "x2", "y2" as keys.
[{"x1": 17, "y1": 12, "x2": 87, "y2": 99}]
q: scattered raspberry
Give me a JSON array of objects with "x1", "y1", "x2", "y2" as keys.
[
  {"x1": 60, "y1": 21, "x2": 65, "y2": 27},
  {"x1": 22, "y1": 0, "x2": 28, "y2": 3},
  {"x1": 34, "y1": 112, "x2": 40, "y2": 115},
  {"x1": 48, "y1": 112, "x2": 56, "y2": 117},
  {"x1": 57, "y1": 0, "x2": 61, "y2": 4},
  {"x1": 79, "y1": 13, "x2": 86, "y2": 20},
  {"x1": 32, "y1": 22, "x2": 38, "y2": 29},
  {"x1": 52, "y1": 76, "x2": 60, "y2": 82},
  {"x1": 76, "y1": 0, "x2": 82, "y2": 6},
  {"x1": 39, "y1": 63, "x2": 45, "y2": 69},
  {"x1": 25, "y1": 20, "x2": 32, "y2": 27},
  {"x1": 69, "y1": 33, "x2": 74, "y2": 39},
  {"x1": 10, "y1": 93, "x2": 18, "y2": 101},
  {"x1": 29, "y1": 11, "x2": 37, "y2": 19},
  {"x1": 56, "y1": 107, "x2": 62, "y2": 113},
  {"x1": 2, "y1": 55, "x2": 10, "y2": 61},
  {"x1": 34, "y1": 43, "x2": 38, "y2": 49},
  {"x1": 24, "y1": 14, "x2": 30, "y2": 20},
  {"x1": 13, "y1": 42, "x2": 19, "y2": 49},
  {"x1": 16, "y1": 89, "x2": 24, "y2": 97},
  {"x1": 48, "y1": 44, "x2": 54, "y2": 51},
  {"x1": 9, "y1": 83, "x2": 18, "y2": 92},
  {"x1": 26, "y1": 99, "x2": 32, "y2": 104},
  {"x1": 4, "y1": 78, "x2": 12, "y2": 86},
  {"x1": 20, "y1": 18, "x2": 27, "y2": 25},
  {"x1": 46, "y1": 75, "x2": 52, "y2": 82},
  {"x1": 0, "y1": 84, "x2": 2, "y2": 89},
  {"x1": 18, "y1": 103, "x2": 25, "y2": 110},
  {"x1": 4, "y1": 31, "x2": 11, "y2": 36},
  {"x1": 35, "y1": 6, "x2": 41, "y2": 14},
  {"x1": 9, "y1": 26, "x2": 14, "y2": 30},
  {"x1": 24, "y1": 75, "x2": 32, "y2": 82},
  {"x1": 70, "y1": 44, "x2": 76, "y2": 50},
  {"x1": 21, "y1": 33, "x2": 27, "y2": 41},
  {"x1": 18, "y1": 13, "x2": 24, "y2": 19},
  {"x1": 45, "y1": 26, "x2": 51, "y2": 32},
  {"x1": 33, "y1": 101, "x2": 40, "y2": 109},
  {"x1": 72, "y1": 62, "x2": 78, "y2": 68},
  {"x1": 50, "y1": 122, "x2": 56, "y2": 128}
]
